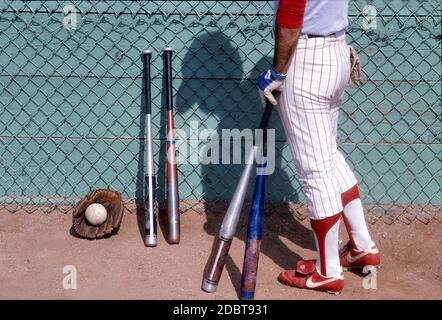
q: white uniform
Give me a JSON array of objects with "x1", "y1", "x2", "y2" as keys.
[
  {"x1": 274, "y1": 0, "x2": 373, "y2": 278},
  {"x1": 278, "y1": 32, "x2": 357, "y2": 219},
  {"x1": 274, "y1": 0, "x2": 356, "y2": 220}
]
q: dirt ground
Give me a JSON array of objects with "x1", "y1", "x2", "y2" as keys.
[{"x1": 0, "y1": 206, "x2": 441, "y2": 300}]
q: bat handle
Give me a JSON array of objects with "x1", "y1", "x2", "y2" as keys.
[
  {"x1": 164, "y1": 47, "x2": 174, "y2": 111},
  {"x1": 142, "y1": 49, "x2": 152, "y2": 115}
]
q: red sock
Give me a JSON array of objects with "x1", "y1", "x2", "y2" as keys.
[{"x1": 311, "y1": 212, "x2": 342, "y2": 277}]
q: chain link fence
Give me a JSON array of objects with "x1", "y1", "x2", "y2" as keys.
[{"x1": 0, "y1": 1, "x2": 440, "y2": 224}]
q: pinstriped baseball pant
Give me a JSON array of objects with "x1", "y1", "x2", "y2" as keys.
[{"x1": 278, "y1": 33, "x2": 358, "y2": 219}]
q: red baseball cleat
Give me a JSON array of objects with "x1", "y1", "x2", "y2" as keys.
[
  {"x1": 340, "y1": 241, "x2": 380, "y2": 270},
  {"x1": 277, "y1": 260, "x2": 344, "y2": 295}
]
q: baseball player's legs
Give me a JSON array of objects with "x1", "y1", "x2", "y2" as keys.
[
  {"x1": 330, "y1": 102, "x2": 373, "y2": 252},
  {"x1": 336, "y1": 159, "x2": 372, "y2": 252},
  {"x1": 341, "y1": 186, "x2": 373, "y2": 251},
  {"x1": 278, "y1": 36, "x2": 350, "y2": 277}
]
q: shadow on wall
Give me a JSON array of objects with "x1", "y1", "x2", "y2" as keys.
[{"x1": 175, "y1": 30, "x2": 315, "y2": 296}]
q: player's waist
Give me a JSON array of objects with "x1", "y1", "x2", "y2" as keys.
[{"x1": 301, "y1": 29, "x2": 346, "y2": 39}]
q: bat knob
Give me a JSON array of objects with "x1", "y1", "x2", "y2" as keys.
[
  {"x1": 142, "y1": 49, "x2": 152, "y2": 55},
  {"x1": 201, "y1": 279, "x2": 218, "y2": 293},
  {"x1": 164, "y1": 47, "x2": 174, "y2": 52}
]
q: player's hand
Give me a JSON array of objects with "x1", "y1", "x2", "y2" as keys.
[{"x1": 257, "y1": 68, "x2": 287, "y2": 107}]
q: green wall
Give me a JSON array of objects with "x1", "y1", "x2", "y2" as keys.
[{"x1": 0, "y1": 1, "x2": 440, "y2": 207}]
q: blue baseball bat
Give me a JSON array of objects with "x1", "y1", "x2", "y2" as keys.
[{"x1": 240, "y1": 127, "x2": 269, "y2": 300}]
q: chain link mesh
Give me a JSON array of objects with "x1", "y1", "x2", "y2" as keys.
[{"x1": 0, "y1": 1, "x2": 440, "y2": 224}]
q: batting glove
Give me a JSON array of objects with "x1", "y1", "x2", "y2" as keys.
[{"x1": 257, "y1": 68, "x2": 287, "y2": 107}]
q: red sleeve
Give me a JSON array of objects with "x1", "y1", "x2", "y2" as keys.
[{"x1": 275, "y1": 0, "x2": 307, "y2": 29}]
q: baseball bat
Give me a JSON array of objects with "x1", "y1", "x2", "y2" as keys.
[
  {"x1": 239, "y1": 124, "x2": 269, "y2": 300},
  {"x1": 164, "y1": 47, "x2": 180, "y2": 244},
  {"x1": 142, "y1": 49, "x2": 157, "y2": 247},
  {"x1": 201, "y1": 104, "x2": 273, "y2": 293}
]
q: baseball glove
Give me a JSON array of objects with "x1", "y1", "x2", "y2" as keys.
[
  {"x1": 72, "y1": 189, "x2": 124, "y2": 239},
  {"x1": 348, "y1": 45, "x2": 366, "y2": 87}
]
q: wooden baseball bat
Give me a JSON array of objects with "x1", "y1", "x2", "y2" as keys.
[{"x1": 164, "y1": 47, "x2": 180, "y2": 244}]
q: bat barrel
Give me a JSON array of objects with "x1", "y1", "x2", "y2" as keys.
[
  {"x1": 201, "y1": 237, "x2": 232, "y2": 292},
  {"x1": 218, "y1": 147, "x2": 256, "y2": 239},
  {"x1": 240, "y1": 157, "x2": 267, "y2": 300}
]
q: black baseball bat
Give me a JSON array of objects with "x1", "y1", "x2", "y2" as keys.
[{"x1": 142, "y1": 49, "x2": 157, "y2": 247}]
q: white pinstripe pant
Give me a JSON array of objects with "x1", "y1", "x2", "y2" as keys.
[{"x1": 278, "y1": 33, "x2": 358, "y2": 219}]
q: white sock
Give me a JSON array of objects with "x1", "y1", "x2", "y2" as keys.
[{"x1": 343, "y1": 198, "x2": 372, "y2": 251}]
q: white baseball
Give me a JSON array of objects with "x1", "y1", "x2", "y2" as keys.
[{"x1": 85, "y1": 203, "x2": 107, "y2": 226}]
